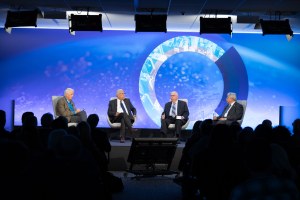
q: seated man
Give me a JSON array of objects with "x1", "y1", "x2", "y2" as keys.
[
  {"x1": 160, "y1": 91, "x2": 189, "y2": 138},
  {"x1": 107, "y1": 89, "x2": 136, "y2": 143},
  {"x1": 55, "y1": 88, "x2": 87, "y2": 123},
  {"x1": 213, "y1": 92, "x2": 243, "y2": 125}
]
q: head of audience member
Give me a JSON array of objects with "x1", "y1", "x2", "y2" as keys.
[
  {"x1": 170, "y1": 91, "x2": 178, "y2": 103},
  {"x1": 87, "y1": 114, "x2": 99, "y2": 129},
  {"x1": 238, "y1": 126, "x2": 254, "y2": 145},
  {"x1": 47, "y1": 129, "x2": 68, "y2": 152},
  {"x1": 245, "y1": 139, "x2": 272, "y2": 174},
  {"x1": 64, "y1": 88, "x2": 74, "y2": 101},
  {"x1": 21, "y1": 111, "x2": 34, "y2": 126},
  {"x1": 22, "y1": 115, "x2": 38, "y2": 128},
  {"x1": 200, "y1": 119, "x2": 213, "y2": 136},
  {"x1": 292, "y1": 118, "x2": 300, "y2": 135},
  {"x1": 191, "y1": 120, "x2": 202, "y2": 135},
  {"x1": 116, "y1": 89, "x2": 126, "y2": 100},
  {"x1": 270, "y1": 143, "x2": 296, "y2": 180},
  {"x1": 254, "y1": 123, "x2": 273, "y2": 142},
  {"x1": 226, "y1": 92, "x2": 237, "y2": 104},
  {"x1": 209, "y1": 124, "x2": 232, "y2": 149},
  {"x1": 41, "y1": 113, "x2": 54, "y2": 128},
  {"x1": 56, "y1": 135, "x2": 82, "y2": 160},
  {"x1": 262, "y1": 119, "x2": 272, "y2": 128},
  {"x1": 0, "y1": 110, "x2": 6, "y2": 129},
  {"x1": 272, "y1": 125, "x2": 291, "y2": 143},
  {"x1": 77, "y1": 121, "x2": 92, "y2": 146},
  {"x1": 52, "y1": 116, "x2": 68, "y2": 130}
]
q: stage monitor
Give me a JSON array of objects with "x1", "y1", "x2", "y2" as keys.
[
  {"x1": 127, "y1": 138, "x2": 178, "y2": 169},
  {"x1": 69, "y1": 14, "x2": 103, "y2": 32},
  {"x1": 135, "y1": 14, "x2": 167, "y2": 32},
  {"x1": 200, "y1": 17, "x2": 232, "y2": 35},
  {"x1": 5, "y1": 10, "x2": 38, "y2": 28}
]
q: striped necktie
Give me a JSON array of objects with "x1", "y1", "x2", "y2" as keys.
[{"x1": 171, "y1": 103, "x2": 176, "y2": 117}]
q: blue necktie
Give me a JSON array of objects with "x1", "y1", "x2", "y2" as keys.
[
  {"x1": 67, "y1": 100, "x2": 75, "y2": 114},
  {"x1": 120, "y1": 101, "x2": 128, "y2": 115},
  {"x1": 171, "y1": 103, "x2": 176, "y2": 118}
]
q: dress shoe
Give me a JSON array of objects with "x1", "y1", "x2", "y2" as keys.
[{"x1": 120, "y1": 136, "x2": 125, "y2": 143}]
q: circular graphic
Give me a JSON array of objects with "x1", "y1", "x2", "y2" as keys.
[{"x1": 139, "y1": 36, "x2": 248, "y2": 128}]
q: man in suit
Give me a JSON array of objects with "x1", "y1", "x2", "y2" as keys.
[
  {"x1": 56, "y1": 88, "x2": 87, "y2": 123},
  {"x1": 107, "y1": 89, "x2": 137, "y2": 143},
  {"x1": 160, "y1": 91, "x2": 189, "y2": 138},
  {"x1": 213, "y1": 92, "x2": 243, "y2": 125}
]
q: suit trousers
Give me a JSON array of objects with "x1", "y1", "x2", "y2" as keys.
[
  {"x1": 70, "y1": 110, "x2": 87, "y2": 123},
  {"x1": 161, "y1": 116, "x2": 186, "y2": 137},
  {"x1": 113, "y1": 113, "x2": 134, "y2": 137}
]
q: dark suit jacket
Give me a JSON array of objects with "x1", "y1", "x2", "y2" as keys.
[
  {"x1": 107, "y1": 98, "x2": 136, "y2": 121},
  {"x1": 163, "y1": 100, "x2": 189, "y2": 120},
  {"x1": 55, "y1": 97, "x2": 77, "y2": 122},
  {"x1": 219, "y1": 101, "x2": 243, "y2": 122}
]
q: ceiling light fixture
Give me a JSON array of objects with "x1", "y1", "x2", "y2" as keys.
[
  {"x1": 4, "y1": 10, "x2": 38, "y2": 34},
  {"x1": 200, "y1": 17, "x2": 232, "y2": 35},
  {"x1": 68, "y1": 13, "x2": 102, "y2": 35}
]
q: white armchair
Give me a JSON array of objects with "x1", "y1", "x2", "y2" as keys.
[
  {"x1": 107, "y1": 97, "x2": 136, "y2": 128},
  {"x1": 168, "y1": 99, "x2": 190, "y2": 130},
  {"x1": 236, "y1": 100, "x2": 247, "y2": 125}
]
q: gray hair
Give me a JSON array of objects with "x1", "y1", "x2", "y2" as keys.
[
  {"x1": 116, "y1": 89, "x2": 124, "y2": 96},
  {"x1": 171, "y1": 91, "x2": 178, "y2": 96},
  {"x1": 64, "y1": 88, "x2": 74, "y2": 95},
  {"x1": 227, "y1": 92, "x2": 237, "y2": 101}
]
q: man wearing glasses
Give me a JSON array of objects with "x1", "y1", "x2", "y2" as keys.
[
  {"x1": 108, "y1": 89, "x2": 137, "y2": 143},
  {"x1": 160, "y1": 91, "x2": 189, "y2": 138}
]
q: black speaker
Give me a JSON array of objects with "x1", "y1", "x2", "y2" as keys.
[
  {"x1": 135, "y1": 14, "x2": 167, "y2": 32},
  {"x1": 5, "y1": 10, "x2": 38, "y2": 28},
  {"x1": 200, "y1": 17, "x2": 232, "y2": 35},
  {"x1": 260, "y1": 19, "x2": 293, "y2": 36},
  {"x1": 70, "y1": 14, "x2": 102, "y2": 32}
]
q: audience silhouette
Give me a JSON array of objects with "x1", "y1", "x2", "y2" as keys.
[{"x1": 2, "y1": 110, "x2": 300, "y2": 200}]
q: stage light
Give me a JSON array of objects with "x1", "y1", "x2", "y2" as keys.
[
  {"x1": 4, "y1": 10, "x2": 38, "y2": 34},
  {"x1": 135, "y1": 14, "x2": 167, "y2": 32},
  {"x1": 260, "y1": 19, "x2": 293, "y2": 36},
  {"x1": 69, "y1": 14, "x2": 102, "y2": 35},
  {"x1": 200, "y1": 17, "x2": 232, "y2": 35}
]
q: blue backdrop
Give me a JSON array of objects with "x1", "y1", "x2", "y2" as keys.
[{"x1": 0, "y1": 29, "x2": 299, "y2": 129}]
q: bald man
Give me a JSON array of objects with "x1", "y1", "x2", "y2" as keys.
[
  {"x1": 107, "y1": 89, "x2": 137, "y2": 143},
  {"x1": 160, "y1": 91, "x2": 189, "y2": 138}
]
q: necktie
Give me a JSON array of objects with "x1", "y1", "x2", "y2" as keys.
[
  {"x1": 67, "y1": 100, "x2": 76, "y2": 114},
  {"x1": 120, "y1": 101, "x2": 128, "y2": 115},
  {"x1": 171, "y1": 103, "x2": 176, "y2": 118}
]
